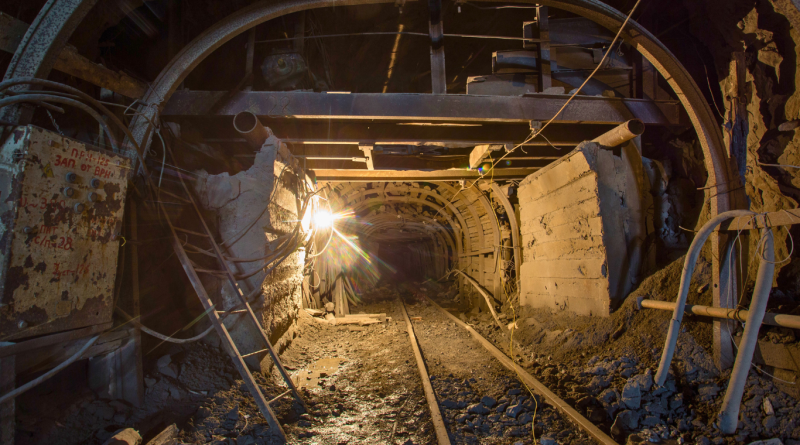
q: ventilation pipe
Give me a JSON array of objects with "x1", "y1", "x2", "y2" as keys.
[
  {"x1": 592, "y1": 119, "x2": 645, "y2": 147},
  {"x1": 233, "y1": 111, "x2": 270, "y2": 148}
]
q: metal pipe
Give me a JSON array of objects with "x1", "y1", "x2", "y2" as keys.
[
  {"x1": 296, "y1": 156, "x2": 368, "y2": 162},
  {"x1": 654, "y1": 210, "x2": 755, "y2": 386},
  {"x1": 233, "y1": 111, "x2": 270, "y2": 148},
  {"x1": 447, "y1": 269, "x2": 505, "y2": 332},
  {"x1": 0, "y1": 336, "x2": 99, "y2": 404},
  {"x1": 718, "y1": 228, "x2": 775, "y2": 434},
  {"x1": 591, "y1": 118, "x2": 645, "y2": 147},
  {"x1": 641, "y1": 299, "x2": 800, "y2": 330}
]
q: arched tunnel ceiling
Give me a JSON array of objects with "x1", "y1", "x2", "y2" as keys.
[{"x1": 327, "y1": 180, "x2": 512, "y2": 259}]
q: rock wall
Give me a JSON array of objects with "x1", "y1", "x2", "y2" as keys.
[
  {"x1": 193, "y1": 132, "x2": 305, "y2": 371},
  {"x1": 684, "y1": 0, "x2": 800, "y2": 285},
  {"x1": 518, "y1": 142, "x2": 645, "y2": 316}
]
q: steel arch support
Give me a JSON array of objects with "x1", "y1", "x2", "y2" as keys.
[
  {"x1": 346, "y1": 197, "x2": 461, "y2": 258},
  {"x1": 122, "y1": 0, "x2": 737, "y2": 364},
  {"x1": 1, "y1": 0, "x2": 100, "y2": 124},
  {"x1": 332, "y1": 185, "x2": 470, "y2": 254}
]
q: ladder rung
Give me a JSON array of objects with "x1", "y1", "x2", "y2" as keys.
[
  {"x1": 268, "y1": 389, "x2": 293, "y2": 405},
  {"x1": 174, "y1": 227, "x2": 209, "y2": 237},
  {"x1": 195, "y1": 268, "x2": 226, "y2": 275},
  {"x1": 158, "y1": 189, "x2": 192, "y2": 203},
  {"x1": 241, "y1": 348, "x2": 268, "y2": 358},
  {"x1": 216, "y1": 309, "x2": 248, "y2": 315}
]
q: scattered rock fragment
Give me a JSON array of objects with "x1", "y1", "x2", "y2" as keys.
[{"x1": 101, "y1": 428, "x2": 142, "y2": 445}]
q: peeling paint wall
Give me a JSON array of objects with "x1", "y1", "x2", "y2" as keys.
[{"x1": 0, "y1": 126, "x2": 129, "y2": 340}]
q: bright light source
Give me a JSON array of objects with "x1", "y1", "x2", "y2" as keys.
[{"x1": 313, "y1": 210, "x2": 335, "y2": 229}]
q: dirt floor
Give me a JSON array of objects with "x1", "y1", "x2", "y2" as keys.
[{"x1": 15, "y1": 258, "x2": 800, "y2": 445}]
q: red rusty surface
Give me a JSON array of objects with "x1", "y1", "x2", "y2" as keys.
[{"x1": 0, "y1": 126, "x2": 129, "y2": 340}]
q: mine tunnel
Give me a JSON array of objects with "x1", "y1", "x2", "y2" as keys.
[{"x1": 2, "y1": 0, "x2": 800, "y2": 444}]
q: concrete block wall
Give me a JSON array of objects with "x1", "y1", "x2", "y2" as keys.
[{"x1": 518, "y1": 141, "x2": 644, "y2": 316}]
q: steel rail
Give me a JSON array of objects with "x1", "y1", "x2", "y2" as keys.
[
  {"x1": 398, "y1": 299, "x2": 452, "y2": 445},
  {"x1": 419, "y1": 293, "x2": 619, "y2": 445}
]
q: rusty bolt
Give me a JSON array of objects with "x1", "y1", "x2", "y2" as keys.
[
  {"x1": 63, "y1": 187, "x2": 75, "y2": 198},
  {"x1": 65, "y1": 172, "x2": 77, "y2": 183},
  {"x1": 74, "y1": 203, "x2": 85, "y2": 213},
  {"x1": 90, "y1": 178, "x2": 101, "y2": 188},
  {"x1": 88, "y1": 192, "x2": 99, "y2": 202},
  {"x1": 17, "y1": 320, "x2": 27, "y2": 329},
  {"x1": 48, "y1": 140, "x2": 58, "y2": 147},
  {"x1": 23, "y1": 226, "x2": 37, "y2": 234}
]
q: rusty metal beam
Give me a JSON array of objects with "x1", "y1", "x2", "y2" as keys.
[
  {"x1": 185, "y1": 120, "x2": 617, "y2": 146},
  {"x1": 162, "y1": 90, "x2": 686, "y2": 126},
  {"x1": 313, "y1": 168, "x2": 538, "y2": 182}
]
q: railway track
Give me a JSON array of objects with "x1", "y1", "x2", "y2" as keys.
[{"x1": 398, "y1": 291, "x2": 619, "y2": 445}]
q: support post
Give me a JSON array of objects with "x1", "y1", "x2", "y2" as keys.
[
  {"x1": 0, "y1": 356, "x2": 14, "y2": 445},
  {"x1": 358, "y1": 144, "x2": 375, "y2": 170},
  {"x1": 126, "y1": 200, "x2": 144, "y2": 407},
  {"x1": 536, "y1": 6, "x2": 552, "y2": 92},
  {"x1": 245, "y1": 28, "x2": 256, "y2": 91},
  {"x1": 167, "y1": 0, "x2": 181, "y2": 59},
  {"x1": 714, "y1": 52, "x2": 750, "y2": 371},
  {"x1": 427, "y1": 0, "x2": 446, "y2": 94}
]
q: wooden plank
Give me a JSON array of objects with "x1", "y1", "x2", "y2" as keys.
[
  {"x1": 54, "y1": 45, "x2": 148, "y2": 99},
  {"x1": 528, "y1": 236, "x2": 606, "y2": 260},
  {"x1": 519, "y1": 173, "x2": 599, "y2": 218},
  {"x1": 469, "y1": 144, "x2": 503, "y2": 169},
  {"x1": 734, "y1": 336, "x2": 800, "y2": 372},
  {"x1": 536, "y1": 6, "x2": 552, "y2": 92},
  {"x1": 520, "y1": 257, "x2": 607, "y2": 279},
  {"x1": 490, "y1": 183, "x2": 522, "y2": 280},
  {"x1": 0, "y1": 356, "x2": 14, "y2": 445},
  {"x1": 522, "y1": 276, "x2": 610, "y2": 300},
  {"x1": 720, "y1": 209, "x2": 800, "y2": 231},
  {"x1": 520, "y1": 151, "x2": 593, "y2": 197},
  {"x1": 525, "y1": 215, "x2": 603, "y2": 241},
  {"x1": 0, "y1": 322, "x2": 113, "y2": 359},
  {"x1": 145, "y1": 423, "x2": 179, "y2": 445},
  {"x1": 0, "y1": 12, "x2": 28, "y2": 54},
  {"x1": 428, "y1": 0, "x2": 446, "y2": 94},
  {"x1": 520, "y1": 200, "x2": 601, "y2": 236},
  {"x1": 0, "y1": 14, "x2": 147, "y2": 99}
]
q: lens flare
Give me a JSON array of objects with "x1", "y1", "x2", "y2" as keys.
[
  {"x1": 313, "y1": 210, "x2": 335, "y2": 228},
  {"x1": 311, "y1": 210, "x2": 354, "y2": 229}
]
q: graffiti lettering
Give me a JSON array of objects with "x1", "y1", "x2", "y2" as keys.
[
  {"x1": 70, "y1": 148, "x2": 110, "y2": 167},
  {"x1": 52, "y1": 262, "x2": 89, "y2": 280},
  {"x1": 19, "y1": 196, "x2": 67, "y2": 210},
  {"x1": 53, "y1": 155, "x2": 76, "y2": 168},
  {"x1": 32, "y1": 235, "x2": 73, "y2": 251}
]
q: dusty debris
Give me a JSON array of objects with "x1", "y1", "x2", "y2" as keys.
[
  {"x1": 145, "y1": 424, "x2": 179, "y2": 445},
  {"x1": 101, "y1": 428, "x2": 142, "y2": 445}
]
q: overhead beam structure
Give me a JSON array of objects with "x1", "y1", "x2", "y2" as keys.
[
  {"x1": 313, "y1": 168, "x2": 537, "y2": 181},
  {"x1": 161, "y1": 90, "x2": 687, "y2": 126}
]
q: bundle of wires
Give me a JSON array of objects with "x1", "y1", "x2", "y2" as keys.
[{"x1": 0, "y1": 77, "x2": 318, "y2": 343}]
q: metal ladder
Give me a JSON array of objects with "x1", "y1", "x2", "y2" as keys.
[{"x1": 151, "y1": 142, "x2": 307, "y2": 442}]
